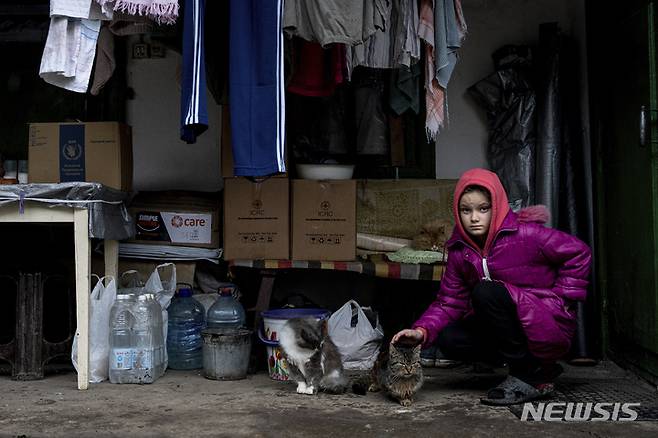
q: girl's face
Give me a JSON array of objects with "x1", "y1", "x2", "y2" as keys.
[{"x1": 459, "y1": 190, "x2": 492, "y2": 243}]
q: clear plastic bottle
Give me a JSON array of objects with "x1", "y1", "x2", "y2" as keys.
[
  {"x1": 146, "y1": 293, "x2": 165, "y2": 378},
  {"x1": 109, "y1": 294, "x2": 136, "y2": 384},
  {"x1": 167, "y1": 288, "x2": 205, "y2": 370},
  {"x1": 133, "y1": 294, "x2": 156, "y2": 384},
  {"x1": 206, "y1": 286, "x2": 246, "y2": 331}
]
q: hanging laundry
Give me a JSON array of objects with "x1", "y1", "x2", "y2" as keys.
[
  {"x1": 389, "y1": 62, "x2": 421, "y2": 115},
  {"x1": 353, "y1": 68, "x2": 389, "y2": 156},
  {"x1": 419, "y1": 0, "x2": 467, "y2": 140},
  {"x1": 39, "y1": 1, "x2": 111, "y2": 93},
  {"x1": 108, "y1": 11, "x2": 154, "y2": 35},
  {"x1": 229, "y1": 0, "x2": 286, "y2": 176},
  {"x1": 204, "y1": 0, "x2": 230, "y2": 105},
  {"x1": 90, "y1": 25, "x2": 115, "y2": 95},
  {"x1": 95, "y1": 0, "x2": 179, "y2": 25},
  {"x1": 288, "y1": 40, "x2": 346, "y2": 97},
  {"x1": 50, "y1": 0, "x2": 113, "y2": 20},
  {"x1": 180, "y1": 0, "x2": 208, "y2": 144},
  {"x1": 284, "y1": 0, "x2": 388, "y2": 47},
  {"x1": 348, "y1": 0, "x2": 420, "y2": 74}
]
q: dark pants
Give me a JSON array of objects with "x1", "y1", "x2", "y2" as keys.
[{"x1": 436, "y1": 281, "x2": 542, "y2": 382}]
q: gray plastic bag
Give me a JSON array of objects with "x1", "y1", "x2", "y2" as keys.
[{"x1": 328, "y1": 300, "x2": 384, "y2": 370}]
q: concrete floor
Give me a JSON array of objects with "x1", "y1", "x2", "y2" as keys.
[{"x1": 0, "y1": 361, "x2": 657, "y2": 437}]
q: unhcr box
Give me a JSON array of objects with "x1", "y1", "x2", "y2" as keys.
[
  {"x1": 291, "y1": 180, "x2": 356, "y2": 261},
  {"x1": 28, "y1": 122, "x2": 133, "y2": 191},
  {"x1": 223, "y1": 177, "x2": 289, "y2": 260}
]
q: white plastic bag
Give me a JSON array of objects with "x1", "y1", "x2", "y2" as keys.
[
  {"x1": 144, "y1": 263, "x2": 176, "y2": 369},
  {"x1": 328, "y1": 300, "x2": 384, "y2": 370},
  {"x1": 72, "y1": 275, "x2": 117, "y2": 383}
]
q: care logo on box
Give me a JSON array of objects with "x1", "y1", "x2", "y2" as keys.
[{"x1": 161, "y1": 212, "x2": 212, "y2": 244}]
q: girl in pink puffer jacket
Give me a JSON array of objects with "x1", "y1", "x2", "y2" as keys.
[{"x1": 392, "y1": 168, "x2": 592, "y2": 405}]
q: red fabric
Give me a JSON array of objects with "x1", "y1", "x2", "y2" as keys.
[{"x1": 287, "y1": 40, "x2": 346, "y2": 97}]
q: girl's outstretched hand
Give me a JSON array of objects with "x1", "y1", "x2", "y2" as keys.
[{"x1": 391, "y1": 328, "x2": 425, "y2": 346}]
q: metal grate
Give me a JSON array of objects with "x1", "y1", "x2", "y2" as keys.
[{"x1": 508, "y1": 377, "x2": 658, "y2": 421}]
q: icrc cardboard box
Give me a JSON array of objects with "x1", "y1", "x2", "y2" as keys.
[
  {"x1": 28, "y1": 122, "x2": 133, "y2": 191},
  {"x1": 223, "y1": 177, "x2": 289, "y2": 260},
  {"x1": 291, "y1": 180, "x2": 356, "y2": 261},
  {"x1": 128, "y1": 191, "x2": 221, "y2": 249}
]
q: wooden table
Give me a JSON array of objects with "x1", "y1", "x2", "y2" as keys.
[{"x1": 0, "y1": 201, "x2": 119, "y2": 390}]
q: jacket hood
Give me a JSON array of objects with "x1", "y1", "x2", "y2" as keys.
[{"x1": 453, "y1": 168, "x2": 510, "y2": 254}]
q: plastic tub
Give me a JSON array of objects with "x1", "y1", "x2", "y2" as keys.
[
  {"x1": 296, "y1": 164, "x2": 355, "y2": 180},
  {"x1": 258, "y1": 308, "x2": 330, "y2": 381}
]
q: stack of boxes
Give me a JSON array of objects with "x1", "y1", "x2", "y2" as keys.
[
  {"x1": 221, "y1": 109, "x2": 357, "y2": 261},
  {"x1": 26, "y1": 117, "x2": 358, "y2": 262}
]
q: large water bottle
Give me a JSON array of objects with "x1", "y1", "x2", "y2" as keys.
[
  {"x1": 206, "y1": 286, "x2": 246, "y2": 330},
  {"x1": 133, "y1": 294, "x2": 157, "y2": 384},
  {"x1": 109, "y1": 294, "x2": 136, "y2": 384},
  {"x1": 167, "y1": 288, "x2": 205, "y2": 370},
  {"x1": 146, "y1": 293, "x2": 165, "y2": 378}
]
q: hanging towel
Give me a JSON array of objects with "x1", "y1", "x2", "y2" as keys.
[
  {"x1": 39, "y1": 17, "x2": 102, "y2": 93},
  {"x1": 51, "y1": 0, "x2": 112, "y2": 20},
  {"x1": 40, "y1": 0, "x2": 111, "y2": 93},
  {"x1": 419, "y1": 0, "x2": 467, "y2": 140},
  {"x1": 97, "y1": 0, "x2": 179, "y2": 25}
]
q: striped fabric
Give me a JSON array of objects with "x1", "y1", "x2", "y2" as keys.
[
  {"x1": 180, "y1": 0, "x2": 208, "y2": 144},
  {"x1": 229, "y1": 259, "x2": 445, "y2": 282}
]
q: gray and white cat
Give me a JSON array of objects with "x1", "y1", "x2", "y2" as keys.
[
  {"x1": 369, "y1": 343, "x2": 424, "y2": 406},
  {"x1": 279, "y1": 317, "x2": 348, "y2": 395}
]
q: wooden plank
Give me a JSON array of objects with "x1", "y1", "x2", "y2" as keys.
[
  {"x1": 73, "y1": 208, "x2": 90, "y2": 390},
  {"x1": 104, "y1": 240, "x2": 119, "y2": 282}
]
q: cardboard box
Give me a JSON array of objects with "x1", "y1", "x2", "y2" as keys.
[
  {"x1": 128, "y1": 191, "x2": 221, "y2": 249},
  {"x1": 357, "y1": 179, "x2": 457, "y2": 239},
  {"x1": 223, "y1": 177, "x2": 289, "y2": 260},
  {"x1": 291, "y1": 180, "x2": 356, "y2": 261},
  {"x1": 220, "y1": 106, "x2": 287, "y2": 178},
  {"x1": 28, "y1": 122, "x2": 132, "y2": 191}
]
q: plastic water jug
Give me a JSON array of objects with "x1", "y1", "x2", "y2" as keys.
[
  {"x1": 109, "y1": 294, "x2": 136, "y2": 384},
  {"x1": 167, "y1": 288, "x2": 205, "y2": 370},
  {"x1": 206, "y1": 286, "x2": 246, "y2": 331},
  {"x1": 132, "y1": 294, "x2": 160, "y2": 384}
]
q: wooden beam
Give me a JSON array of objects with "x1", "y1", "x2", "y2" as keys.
[{"x1": 73, "y1": 208, "x2": 90, "y2": 390}]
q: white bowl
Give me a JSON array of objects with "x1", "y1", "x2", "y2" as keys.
[{"x1": 296, "y1": 164, "x2": 355, "y2": 180}]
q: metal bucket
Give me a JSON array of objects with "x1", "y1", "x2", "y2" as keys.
[{"x1": 201, "y1": 328, "x2": 252, "y2": 380}]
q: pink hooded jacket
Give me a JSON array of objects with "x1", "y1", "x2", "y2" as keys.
[{"x1": 412, "y1": 168, "x2": 592, "y2": 360}]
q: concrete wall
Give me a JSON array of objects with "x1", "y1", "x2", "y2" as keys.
[
  {"x1": 126, "y1": 47, "x2": 222, "y2": 192},
  {"x1": 436, "y1": 0, "x2": 587, "y2": 178}
]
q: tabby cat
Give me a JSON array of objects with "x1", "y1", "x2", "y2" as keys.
[
  {"x1": 412, "y1": 218, "x2": 452, "y2": 253},
  {"x1": 279, "y1": 317, "x2": 348, "y2": 395},
  {"x1": 368, "y1": 343, "x2": 424, "y2": 406}
]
